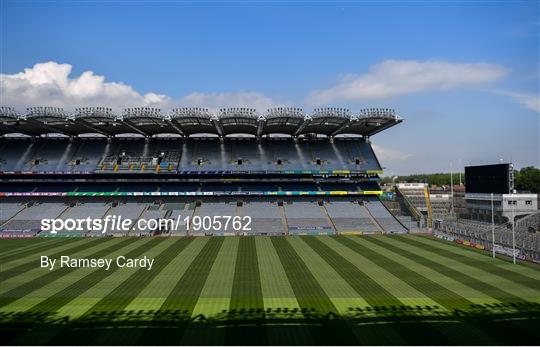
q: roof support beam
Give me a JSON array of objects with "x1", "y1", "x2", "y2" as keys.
[
  {"x1": 331, "y1": 119, "x2": 353, "y2": 137},
  {"x1": 165, "y1": 120, "x2": 185, "y2": 137},
  {"x1": 26, "y1": 119, "x2": 71, "y2": 136},
  {"x1": 256, "y1": 118, "x2": 266, "y2": 138},
  {"x1": 122, "y1": 121, "x2": 152, "y2": 137},
  {"x1": 70, "y1": 119, "x2": 109, "y2": 136},
  {"x1": 212, "y1": 118, "x2": 224, "y2": 137},
  {"x1": 294, "y1": 117, "x2": 311, "y2": 136}
]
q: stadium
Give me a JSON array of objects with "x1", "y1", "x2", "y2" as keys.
[{"x1": 0, "y1": 106, "x2": 539, "y2": 345}]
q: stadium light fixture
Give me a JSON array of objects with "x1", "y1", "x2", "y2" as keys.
[
  {"x1": 511, "y1": 195, "x2": 516, "y2": 264},
  {"x1": 491, "y1": 192, "x2": 496, "y2": 259}
]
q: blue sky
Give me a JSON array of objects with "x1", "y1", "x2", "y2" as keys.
[{"x1": 1, "y1": 1, "x2": 538, "y2": 174}]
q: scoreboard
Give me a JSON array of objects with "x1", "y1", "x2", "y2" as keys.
[{"x1": 465, "y1": 163, "x2": 513, "y2": 194}]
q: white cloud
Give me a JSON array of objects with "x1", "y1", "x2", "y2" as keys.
[
  {"x1": 4, "y1": 60, "x2": 531, "y2": 116},
  {"x1": 0, "y1": 61, "x2": 171, "y2": 110},
  {"x1": 307, "y1": 59, "x2": 508, "y2": 105},
  {"x1": 371, "y1": 144, "x2": 411, "y2": 162},
  {"x1": 489, "y1": 90, "x2": 540, "y2": 113},
  {"x1": 0, "y1": 61, "x2": 279, "y2": 112},
  {"x1": 179, "y1": 92, "x2": 279, "y2": 112}
]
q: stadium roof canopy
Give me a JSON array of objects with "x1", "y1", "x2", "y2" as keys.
[{"x1": 0, "y1": 106, "x2": 403, "y2": 137}]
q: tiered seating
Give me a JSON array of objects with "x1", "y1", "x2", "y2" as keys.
[
  {"x1": 158, "y1": 150, "x2": 181, "y2": 170},
  {"x1": 364, "y1": 198, "x2": 407, "y2": 233},
  {"x1": 61, "y1": 203, "x2": 109, "y2": 220},
  {"x1": 95, "y1": 203, "x2": 147, "y2": 236},
  {"x1": 179, "y1": 139, "x2": 224, "y2": 171},
  {"x1": 0, "y1": 203, "x2": 66, "y2": 233},
  {"x1": 130, "y1": 204, "x2": 167, "y2": 235},
  {"x1": 160, "y1": 203, "x2": 189, "y2": 235},
  {"x1": 268, "y1": 140, "x2": 303, "y2": 170},
  {"x1": 0, "y1": 203, "x2": 25, "y2": 224},
  {"x1": 308, "y1": 141, "x2": 344, "y2": 168},
  {"x1": 284, "y1": 202, "x2": 333, "y2": 235},
  {"x1": 0, "y1": 139, "x2": 33, "y2": 171},
  {"x1": 0, "y1": 137, "x2": 382, "y2": 173},
  {"x1": 29, "y1": 140, "x2": 75, "y2": 171},
  {"x1": 397, "y1": 183, "x2": 428, "y2": 213},
  {"x1": 437, "y1": 211, "x2": 539, "y2": 260},
  {"x1": 70, "y1": 139, "x2": 119, "y2": 171},
  {"x1": 227, "y1": 140, "x2": 264, "y2": 170},
  {"x1": 99, "y1": 155, "x2": 156, "y2": 172},
  {"x1": 193, "y1": 202, "x2": 238, "y2": 235},
  {"x1": 396, "y1": 216, "x2": 419, "y2": 231},
  {"x1": 242, "y1": 201, "x2": 285, "y2": 235},
  {"x1": 325, "y1": 201, "x2": 378, "y2": 233},
  {"x1": 37, "y1": 202, "x2": 109, "y2": 236},
  {"x1": 333, "y1": 140, "x2": 381, "y2": 171},
  {"x1": 429, "y1": 193, "x2": 451, "y2": 218}
]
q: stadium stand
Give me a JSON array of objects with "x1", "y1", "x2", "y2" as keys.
[
  {"x1": 166, "y1": 203, "x2": 191, "y2": 235},
  {"x1": 434, "y1": 211, "x2": 539, "y2": 260},
  {"x1": 0, "y1": 137, "x2": 383, "y2": 173},
  {"x1": 98, "y1": 202, "x2": 147, "y2": 236},
  {"x1": 0, "y1": 203, "x2": 26, "y2": 224},
  {"x1": 0, "y1": 106, "x2": 413, "y2": 237},
  {"x1": 1, "y1": 202, "x2": 67, "y2": 235},
  {"x1": 242, "y1": 201, "x2": 286, "y2": 235},
  {"x1": 364, "y1": 197, "x2": 407, "y2": 233},
  {"x1": 382, "y1": 198, "x2": 423, "y2": 231},
  {"x1": 130, "y1": 203, "x2": 168, "y2": 236},
  {"x1": 192, "y1": 202, "x2": 239, "y2": 236},
  {"x1": 396, "y1": 183, "x2": 453, "y2": 227},
  {"x1": 324, "y1": 201, "x2": 379, "y2": 233},
  {"x1": 284, "y1": 201, "x2": 334, "y2": 235}
]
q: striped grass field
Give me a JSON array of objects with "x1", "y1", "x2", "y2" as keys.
[{"x1": 0, "y1": 234, "x2": 539, "y2": 345}]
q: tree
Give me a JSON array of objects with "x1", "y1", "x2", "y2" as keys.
[{"x1": 514, "y1": 167, "x2": 540, "y2": 193}]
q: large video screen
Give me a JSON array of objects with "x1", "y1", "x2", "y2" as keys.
[{"x1": 465, "y1": 164, "x2": 512, "y2": 194}]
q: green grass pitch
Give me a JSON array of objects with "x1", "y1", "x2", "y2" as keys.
[{"x1": 0, "y1": 235, "x2": 539, "y2": 345}]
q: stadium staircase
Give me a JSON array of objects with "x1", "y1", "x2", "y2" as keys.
[
  {"x1": 321, "y1": 204, "x2": 338, "y2": 234},
  {"x1": 28, "y1": 141, "x2": 46, "y2": 171},
  {"x1": 0, "y1": 204, "x2": 28, "y2": 228},
  {"x1": 236, "y1": 203, "x2": 244, "y2": 234},
  {"x1": 359, "y1": 203, "x2": 384, "y2": 233},
  {"x1": 56, "y1": 143, "x2": 76, "y2": 171},
  {"x1": 54, "y1": 204, "x2": 74, "y2": 224},
  {"x1": 188, "y1": 203, "x2": 200, "y2": 237},
  {"x1": 424, "y1": 187, "x2": 433, "y2": 228},
  {"x1": 394, "y1": 186, "x2": 425, "y2": 227},
  {"x1": 128, "y1": 205, "x2": 150, "y2": 235},
  {"x1": 279, "y1": 204, "x2": 290, "y2": 235}
]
